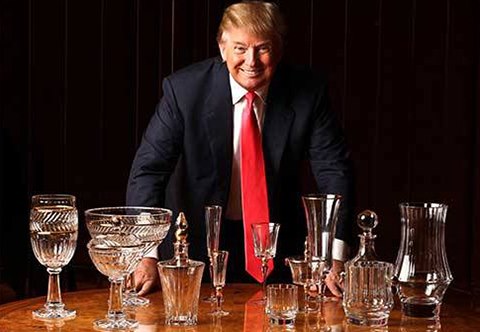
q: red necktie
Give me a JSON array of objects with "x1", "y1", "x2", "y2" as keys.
[{"x1": 240, "y1": 91, "x2": 273, "y2": 282}]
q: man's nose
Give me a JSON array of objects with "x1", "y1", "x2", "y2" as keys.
[{"x1": 244, "y1": 48, "x2": 258, "y2": 66}]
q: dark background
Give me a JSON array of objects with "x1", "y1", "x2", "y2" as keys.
[{"x1": 1, "y1": 0, "x2": 479, "y2": 306}]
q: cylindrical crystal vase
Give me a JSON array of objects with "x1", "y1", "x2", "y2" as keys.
[{"x1": 394, "y1": 203, "x2": 453, "y2": 319}]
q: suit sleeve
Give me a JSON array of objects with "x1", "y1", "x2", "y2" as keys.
[
  {"x1": 308, "y1": 81, "x2": 355, "y2": 250},
  {"x1": 126, "y1": 77, "x2": 184, "y2": 207}
]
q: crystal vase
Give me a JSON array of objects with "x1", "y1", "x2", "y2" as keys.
[{"x1": 394, "y1": 202, "x2": 453, "y2": 319}]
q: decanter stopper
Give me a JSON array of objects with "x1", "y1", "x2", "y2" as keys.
[
  {"x1": 173, "y1": 212, "x2": 190, "y2": 266},
  {"x1": 357, "y1": 209, "x2": 378, "y2": 238},
  {"x1": 353, "y1": 209, "x2": 378, "y2": 262}
]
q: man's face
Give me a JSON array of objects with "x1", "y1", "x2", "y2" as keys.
[{"x1": 218, "y1": 27, "x2": 282, "y2": 91}]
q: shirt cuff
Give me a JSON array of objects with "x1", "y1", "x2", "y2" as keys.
[
  {"x1": 332, "y1": 238, "x2": 349, "y2": 262},
  {"x1": 143, "y1": 245, "x2": 159, "y2": 260}
]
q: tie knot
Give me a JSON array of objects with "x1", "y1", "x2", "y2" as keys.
[{"x1": 245, "y1": 91, "x2": 256, "y2": 105}]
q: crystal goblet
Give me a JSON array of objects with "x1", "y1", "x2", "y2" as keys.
[
  {"x1": 84, "y1": 206, "x2": 172, "y2": 307},
  {"x1": 204, "y1": 205, "x2": 222, "y2": 303},
  {"x1": 210, "y1": 250, "x2": 229, "y2": 316},
  {"x1": 251, "y1": 222, "x2": 280, "y2": 304},
  {"x1": 29, "y1": 194, "x2": 78, "y2": 320},
  {"x1": 88, "y1": 234, "x2": 145, "y2": 330}
]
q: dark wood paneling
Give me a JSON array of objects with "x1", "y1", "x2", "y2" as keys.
[
  {"x1": 373, "y1": 0, "x2": 413, "y2": 263},
  {"x1": 343, "y1": 0, "x2": 382, "y2": 213},
  {"x1": 65, "y1": 0, "x2": 103, "y2": 267},
  {"x1": 311, "y1": 0, "x2": 347, "y2": 123},
  {"x1": 29, "y1": 0, "x2": 67, "y2": 193}
]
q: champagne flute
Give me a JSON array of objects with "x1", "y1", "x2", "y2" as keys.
[
  {"x1": 29, "y1": 194, "x2": 78, "y2": 320},
  {"x1": 210, "y1": 250, "x2": 229, "y2": 316},
  {"x1": 251, "y1": 222, "x2": 280, "y2": 303},
  {"x1": 87, "y1": 234, "x2": 145, "y2": 330},
  {"x1": 204, "y1": 205, "x2": 222, "y2": 303},
  {"x1": 84, "y1": 206, "x2": 172, "y2": 307}
]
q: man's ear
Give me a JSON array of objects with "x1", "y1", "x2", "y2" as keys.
[{"x1": 218, "y1": 42, "x2": 226, "y2": 62}]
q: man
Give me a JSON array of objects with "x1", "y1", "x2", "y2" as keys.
[{"x1": 126, "y1": 1, "x2": 353, "y2": 297}]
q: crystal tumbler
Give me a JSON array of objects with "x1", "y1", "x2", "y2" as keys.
[{"x1": 343, "y1": 261, "x2": 394, "y2": 327}]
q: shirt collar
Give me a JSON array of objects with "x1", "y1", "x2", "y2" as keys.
[{"x1": 229, "y1": 75, "x2": 268, "y2": 105}]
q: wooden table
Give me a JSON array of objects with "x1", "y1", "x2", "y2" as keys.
[{"x1": 1, "y1": 284, "x2": 479, "y2": 331}]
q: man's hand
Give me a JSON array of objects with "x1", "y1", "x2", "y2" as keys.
[
  {"x1": 134, "y1": 257, "x2": 160, "y2": 296},
  {"x1": 325, "y1": 259, "x2": 344, "y2": 297}
]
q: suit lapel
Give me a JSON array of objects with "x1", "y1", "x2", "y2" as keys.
[
  {"x1": 263, "y1": 65, "x2": 294, "y2": 186},
  {"x1": 203, "y1": 61, "x2": 233, "y2": 204}
]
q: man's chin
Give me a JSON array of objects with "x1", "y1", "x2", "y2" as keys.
[{"x1": 237, "y1": 78, "x2": 267, "y2": 91}]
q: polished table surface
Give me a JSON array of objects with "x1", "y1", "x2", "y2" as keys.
[{"x1": 1, "y1": 284, "x2": 479, "y2": 331}]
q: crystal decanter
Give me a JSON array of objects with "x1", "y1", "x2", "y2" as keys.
[
  {"x1": 342, "y1": 210, "x2": 394, "y2": 327},
  {"x1": 157, "y1": 212, "x2": 205, "y2": 326}
]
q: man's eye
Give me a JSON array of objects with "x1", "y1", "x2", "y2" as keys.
[
  {"x1": 258, "y1": 46, "x2": 271, "y2": 54},
  {"x1": 234, "y1": 46, "x2": 247, "y2": 54}
]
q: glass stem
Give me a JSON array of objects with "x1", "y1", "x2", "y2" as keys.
[
  {"x1": 46, "y1": 268, "x2": 63, "y2": 308},
  {"x1": 215, "y1": 286, "x2": 223, "y2": 312},
  {"x1": 261, "y1": 257, "x2": 268, "y2": 298},
  {"x1": 108, "y1": 278, "x2": 125, "y2": 320},
  {"x1": 125, "y1": 272, "x2": 136, "y2": 296},
  {"x1": 303, "y1": 284, "x2": 309, "y2": 312},
  {"x1": 209, "y1": 258, "x2": 215, "y2": 296}
]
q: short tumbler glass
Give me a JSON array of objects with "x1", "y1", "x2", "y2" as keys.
[
  {"x1": 266, "y1": 284, "x2": 298, "y2": 327},
  {"x1": 343, "y1": 261, "x2": 394, "y2": 327}
]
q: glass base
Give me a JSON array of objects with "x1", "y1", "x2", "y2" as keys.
[
  {"x1": 209, "y1": 309, "x2": 229, "y2": 317},
  {"x1": 202, "y1": 294, "x2": 217, "y2": 303},
  {"x1": 165, "y1": 316, "x2": 198, "y2": 326},
  {"x1": 269, "y1": 317, "x2": 296, "y2": 327},
  {"x1": 123, "y1": 294, "x2": 150, "y2": 307},
  {"x1": 401, "y1": 302, "x2": 440, "y2": 318},
  {"x1": 93, "y1": 318, "x2": 139, "y2": 330},
  {"x1": 32, "y1": 306, "x2": 76, "y2": 320},
  {"x1": 346, "y1": 314, "x2": 389, "y2": 327}
]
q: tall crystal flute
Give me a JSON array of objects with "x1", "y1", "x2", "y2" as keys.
[
  {"x1": 204, "y1": 205, "x2": 222, "y2": 303},
  {"x1": 84, "y1": 206, "x2": 172, "y2": 307},
  {"x1": 29, "y1": 194, "x2": 78, "y2": 320},
  {"x1": 251, "y1": 222, "x2": 280, "y2": 303},
  {"x1": 302, "y1": 194, "x2": 341, "y2": 302},
  {"x1": 210, "y1": 250, "x2": 229, "y2": 316},
  {"x1": 88, "y1": 234, "x2": 145, "y2": 330}
]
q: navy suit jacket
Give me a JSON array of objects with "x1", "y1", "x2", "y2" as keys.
[{"x1": 127, "y1": 57, "x2": 353, "y2": 277}]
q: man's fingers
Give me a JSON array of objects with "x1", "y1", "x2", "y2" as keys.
[
  {"x1": 137, "y1": 279, "x2": 154, "y2": 296},
  {"x1": 325, "y1": 278, "x2": 342, "y2": 297}
]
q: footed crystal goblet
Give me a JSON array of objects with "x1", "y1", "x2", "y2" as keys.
[
  {"x1": 85, "y1": 206, "x2": 172, "y2": 307},
  {"x1": 30, "y1": 194, "x2": 78, "y2": 320},
  {"x1": 88, "y1": 234, "x2": 145, "y2": 330},
  {"x1": 251, "y1": 222, "x2": 280, "y2": 304}
]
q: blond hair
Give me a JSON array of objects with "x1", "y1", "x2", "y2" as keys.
[{"x1": 217, "y1": 1, "x2": 286, "y2": 46}]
